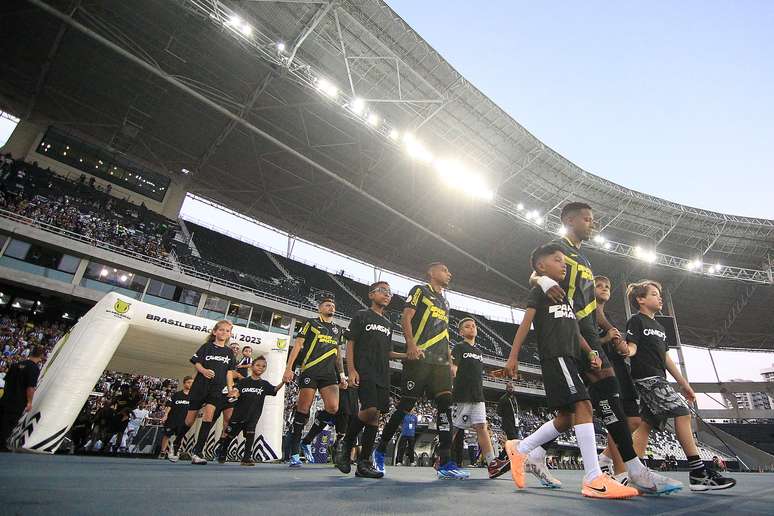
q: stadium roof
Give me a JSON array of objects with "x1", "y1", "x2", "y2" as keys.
[{"x1": 1, "y1": 0, "x2": 773, "y2": 350}]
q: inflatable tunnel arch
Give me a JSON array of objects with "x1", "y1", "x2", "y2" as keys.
[{"x1": 10, "y1": 292, "x2": 289, "y2": 457}]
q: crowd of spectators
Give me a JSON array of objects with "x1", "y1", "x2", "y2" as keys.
[{"x1": 0, "y1": 154, "x2": 173, "y2": 259}]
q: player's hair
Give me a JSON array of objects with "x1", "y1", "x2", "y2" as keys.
[
  {"x1": 626, "y1": 280, "x2": 663, "y2": 311},
  {"x1": 369, "y1": 281, "x2": 389, "y2": 292},
  {"x1": 457, "y1": 317, "x2": 476, "y2": 331},
  {"x1": 426, "y1": 261, "x2": 445, "y2": 278},
  {"x1": 253, "y1": 355, "x2": 267, "y2": 363},
  {"x1": 205, "y1": 319, "x2": 233, "y2": 345},
  {"x1": 530, "y1": 243, "x2": 565, "y2": 272},
  {"x1": 318, "y1": 297, "x2": 336, "y2": 306},
  {"x1": 182, "y1": 375, "x2": 193, "y2": 382},
  {"x1": 560, "y1": 201, "x2": 592, "y2": 221},
  {"x1": 242, "y1": 345, "x2": 252, "y2": 352},
  {"x1": 29, "y1": 345, "x2": 45, "y2": 358},
  {"x1": 594, "y1": 275, "x2": 611, "y2": 286}
]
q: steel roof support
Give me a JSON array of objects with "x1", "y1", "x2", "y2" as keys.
[{"x1": 286, "y1": 1, "x2": 334, "y2": 68}]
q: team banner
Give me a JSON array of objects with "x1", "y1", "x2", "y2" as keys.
[{"x1": 10, "y1": 292, "x2": 288, "y2": 457}]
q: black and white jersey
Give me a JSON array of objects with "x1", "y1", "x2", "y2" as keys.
[
  {"x1": 626, "y1": 313, "x2": 669, "y2": 380},
  {"x1": 550, "y1": 237, "x2": 597, "y2": 322},
  {"x1": 0, "y1": 359, "x2": 40, "y2": 410},
  {"x1": 164, "y1": 390, "x2": 190, "y2": 428},
  {"x1": 344, "y1": 308, "x2": 393, "y2": 387},
  {"x1": 526, "y1": 286, "x2": 581, "y2": 361},
  {"x1": 233, "y1": 376, "x2": 279, "y2": 421},
  {"x1": 190, "y1": 341, "x2": 237, "y2": 387},
  {"x1": 296, "y1": 317, "x2": 344, "y2": 375},
  {"x1": 404, "y1": 283, "x2": 451, "y2": 365},
  {"x1": 451, "y1": 341, "x2": 485, "y2": 403}
]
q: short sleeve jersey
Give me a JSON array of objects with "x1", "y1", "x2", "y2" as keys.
[
  {"x1": 165, "y1": 390, "x2": 190, "y2": 428},
  {"x1": 451, "y1": 341, "x2": 485, "y2": 402},
  {"x1": 626, "y1": 313, "x2": 669, "y2": 380},
  {"x1": 190, "y1": 341, "x2": 237, "y2": 387},
  {"x1": 0, "y1": 359, "x2": 40, "y2": 409},
  {"x1": 551, "y1": 238, "x2": 597, "y2": 322},
  {"x1": 233, "y1": 376, "x2": 278, "y2": 421},
  {"x1": 404, "y1": 284, "x2": 451, "y2": 365},
  {"x1": 296, "y1": 317, "x2": 343, "y2": 375},
  {"x1": 526, "y1": 286, "x2": 581, "y2": 361},
  {"x1": 344, "y1": 309, "x2": 393, "y2": 387}
]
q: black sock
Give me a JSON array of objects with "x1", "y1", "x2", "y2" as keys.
[
  {"x1": 291, "y1": 411, "x2": 309, "y2": 455},
  {"x1": 303, "y1": 410, "x2": 336, "y2": 444},
  {"x1": 590, "y1": 376, "x2": 638, "y2": 461},
  {"x1": 452, "y1": 431, "x2": 465, "y2": 465},
  {"x1": 687, "y1": 455, "x2": 705, "y2": 475},
  {"x1": 302, "y1": 421, "x2": 323, "y2": 445},
  {"x1": 436, "y1": 407, "x2": 452, "y2": 465},
  {"x1": 243, "y1": 432, "x2": 255, "y2": 461},
  {"x1": 344, "y1": 415, "x2": 366, "y2": 446},
  {"x1": 376, "y1": 410, "x2": 406, "y2": 453},
  {"x1": 360, "y1": 425, "x2": 378, "y2": 462},
  {"x1": 193, "y1": 421, "x2": 213, "y2": 455}
]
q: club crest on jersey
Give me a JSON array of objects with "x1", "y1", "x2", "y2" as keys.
[
  {"x1": 303, "y1": 377, "x2": 311, "y2": 385},
  {"x1": 332, "y1": 327, "x2": 339, "y2": 335},
  {"x1": 406, "y1": 381, "x2": 415, "y2": 391}
]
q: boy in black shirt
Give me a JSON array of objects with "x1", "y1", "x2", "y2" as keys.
[
  {"x1": 626, "y1": 280, "x2": 735, "y2": 491},
  {"x1": 505, "y1": 244, "x2": 638, "y2": 499},
  {"x1": 451, "y1": 317, "x2": 509, "y2": 479},
  {"x1": 215, "y1": 356, "x2": 285, "y2": 466},
  {"x1": 594, "y1": 276, "x2": 641, "y2": 482},
  {"x1": 283, "y1": 298, "x2": 347, "y2": 467},
  {"x1": 161, "y1": 376, "x2": 193, "y2": 462},
  {"x1": 184, "y1": 320, "x2": 237, "y2": 465},
  {"x1": 335, "y1": 281, "x2": 406, "y2": 478}
]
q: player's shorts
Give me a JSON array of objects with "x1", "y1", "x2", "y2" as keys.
[
  {"x1": 541, "y1": 355, "x2": 590, "y2": 410},
  {"x1": 357, "y1": 378, "x2": 389, "y2": 412},
  {"x1": 188, "y1": 378, "x2": 226, "y2": 411},
  {"x1": 610, "y1": 358, "x2": 640, "y2": 418},
  {"x1": 401, "y1": 360, "x2": 452, "y2": 400},
  {"x1": 298, "y1": 369, "x2": 338, "y2": 390},
  {"x1": 337, "y1": 386, "x2": 359, "y2": 416},
  {"x1": 452, "y1": 402, "x2": 487, "y2": 429},
  {"x1": 634, "y1": 376, "x2": 690, "y2": 431}
]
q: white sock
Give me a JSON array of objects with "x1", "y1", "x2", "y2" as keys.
[
  {"x1": 517, "y1": 420, "x2": 561, "y2": 454},
  {"x1": 574, "y1": 423, "x2": 603, "y2": 482},
  {"x1": 485, "y1": 451, "x2": 495, "y2": 463},
  {"x1": 528, "y1": 445, "x2": 546, "y2": 462},
  {"x1": 598, "y1": 452, "x2": 612, "y2": 464},
  {"x1": 625, "y1": 456, "x2": 646, "y2": 476}
]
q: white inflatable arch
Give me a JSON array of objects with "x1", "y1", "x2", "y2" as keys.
[{"x1": 11, "y1": 292, "x2": 289, "y2": 459}]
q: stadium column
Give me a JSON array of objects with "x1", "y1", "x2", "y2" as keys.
[
  {"x1": 70, "y1": 258, "x2": 89, "y2": 285},
  {"x1": 0, "y1": 120, "x2": 42, "y2": 158},
  {"x1": 159, "y1": 179, "x2": 189, "y2": 220}
]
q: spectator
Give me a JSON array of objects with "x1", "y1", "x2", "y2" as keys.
[
  {"x1": 396, "y1": 409, "x2": 418, "y2": 466},
  {"x1": 0, "y1": 345, "x2": 44, "y2": 450}
]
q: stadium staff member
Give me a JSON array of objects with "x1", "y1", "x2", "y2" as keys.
[{"x1": 0, "y1": 345, "x2": 44, "y2": 451}]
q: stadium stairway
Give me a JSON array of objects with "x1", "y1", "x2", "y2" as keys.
[
  {"x1": 327, "y1": 273, "x2": 368, "y2": 309},
  {"x1": 471, "y1": 314, "x2": 510, "y2": 357},
  {"x1": 264, "y1": 250, "x2": 293, "y2": 279}
]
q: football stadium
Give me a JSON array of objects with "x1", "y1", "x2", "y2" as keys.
[{"x1": 1, "y1": 1, "x2": 773, "y2": 514}]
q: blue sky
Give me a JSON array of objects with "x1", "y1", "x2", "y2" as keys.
[{"x1": 387, "y1": 0, "x2": 774, "y2": 219}]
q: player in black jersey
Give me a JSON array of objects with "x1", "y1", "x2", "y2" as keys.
[
  {"x1": 373, "y1": 263, "x2": 466, "y2": 479},
  {"x1": 215, "y1": 356, "x2": 285, "y2": 466},
  {"x1": 506, "y1": 244, "x2": 638, "y2": 499},
  {"x1": 334, "y1": 281, "x2": 406, "y2": 478},
  {"x1": 451, "y1": 318, "x2": 510, "y2": 479},
  {"x1": 283, "y1": 298, "x2": 347, "y2": 467},
  {"x1": 218, "y1": 343, "x2": 247, "y2": 443},
  {"x1": 182, "y1": 320, "x2": 237, "y2": 465},
  {"x1": 625, "y1": 280, "x2": 735, "y2": 492},
  {"x1": 530, "y1": 202, "x2": 677, "y2": 494},
  {"x1": 161, "y1": 376, "x2": 192, "y2": 462},
  {"x1": 593, "y1": 276, "x2": 642, "y2": 482}
]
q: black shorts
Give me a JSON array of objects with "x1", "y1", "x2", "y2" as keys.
[
  {"x1": 576, "y1": 316, "x2": 612, "y2": 373},
  {"x1": 401, "y1": 360, "x2": 452, "y2": 400},
  {"x1": 634, "y1": 376, "x2": 690, "y2": 431},
  {"x1": 298, "y1": 369, "x2": 338, "y2": 390},
  {"x1": 188, "y1": 378, "x2": 225, "y2": 411},
  {"x1": 357, "y1": 378, "x2": 390, "y2": 412},
  {"x1": 541, "y1": 356, "x2": 590, "y2": 410},
  {"x1": 226, "y1": 413, "x2": 260, "y2": 437},
  {"x1": 610, "y1": 359, "x2": 640, "y2": 418},
  {"x1": 338, "y1": 387, "x2": 359, "y2": 416}
]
